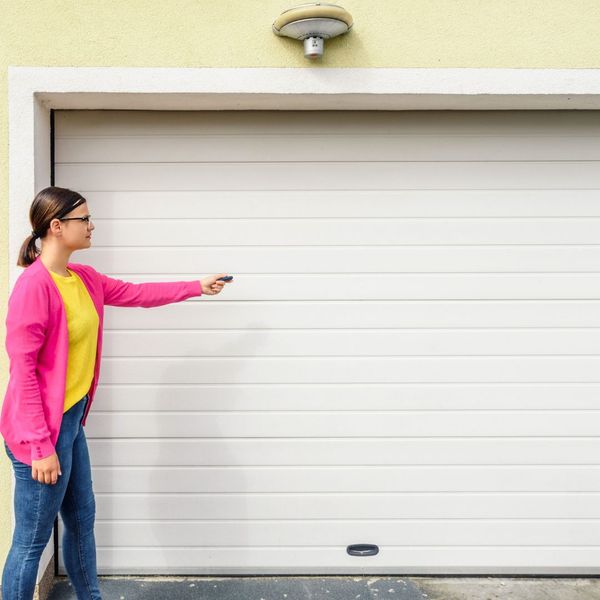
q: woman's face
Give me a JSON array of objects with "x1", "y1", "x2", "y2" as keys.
[{"x1": 56, "y1": 202, "x2": 95, "y2": 250}]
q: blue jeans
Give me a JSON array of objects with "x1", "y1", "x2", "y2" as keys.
[{"x1": 2, "y1": 394, "x2": 102, "y2": 600}]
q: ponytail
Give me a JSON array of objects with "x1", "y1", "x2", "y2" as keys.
[{"x1": 17, "y1": 232, "x2": 41, "y2": 268}]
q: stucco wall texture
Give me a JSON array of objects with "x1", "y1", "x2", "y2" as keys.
[{"x1": 2, "y1": 0, "x2": 600, "y2": 572}]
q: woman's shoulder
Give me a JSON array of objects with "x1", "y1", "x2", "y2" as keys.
[
  {"x1": 9, "y1": 265, "x2": 53, "y2": 306},
  {"x1": 14, "y1": 260, "x2": 51, "y2": 285}
]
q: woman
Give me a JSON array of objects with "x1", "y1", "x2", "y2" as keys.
[{"x1": 0, "y1": 186, "x2": 232, "y2": 599}]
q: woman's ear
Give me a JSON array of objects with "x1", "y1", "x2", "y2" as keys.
[{"x1": 48, "y1": 219, "x2": 62, "y2": 236}]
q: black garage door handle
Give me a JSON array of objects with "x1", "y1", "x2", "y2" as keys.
[{"x1": 347, "y1": 543, "x2": 379, "y2": 556}]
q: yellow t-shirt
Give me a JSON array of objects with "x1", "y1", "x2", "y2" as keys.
[{"x1": 49, "y1": 268, "x2": 100, "y2": 413}]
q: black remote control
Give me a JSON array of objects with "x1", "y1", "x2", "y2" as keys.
[{"x1": 217, "y1": 275, "x2": 233, "y2": 282}]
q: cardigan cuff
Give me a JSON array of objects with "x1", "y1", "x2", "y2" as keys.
[{"x1": 30, "y1": 437, "x2": 55, "y2": 462}]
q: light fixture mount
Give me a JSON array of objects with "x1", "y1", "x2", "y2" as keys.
[{"x1": 272, "y1": 3, "x2": 354, "y2": 60}]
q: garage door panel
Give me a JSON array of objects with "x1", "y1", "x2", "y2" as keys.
[
  {"x1": 88, "y1": 245, "x2": 600, "y2": 273},
  {"x1": 99, "y1": 356, "x2": 600, "y2": 383},
  {"x1": 104, "y1": 301, "x2": 600, "y2": 329},
  {"x1": 92, "y1": 493, "x2": 600, "y2": 520},
  {"x1": 98, "y1": 273, "x2": 600, "y2": 300},
  {"x1": 89, "y1": 466, "x2": 600, "y2": 493},
  {"x1": 87, "y1": 438, "x2": 600, "y2": 467},
  {"x1": 58, "y1": 520, "x2": 600, "y2": 547},
  {"x1": 86, "y1": 218, "x2": 600, "y2": 245},
  {"x1": 84, "y1": 190, "x2": 600, "y2": 218},
  {"x1": 55, "y1": 109, "x2": 600, "y2": 136},
  {"x1": 102, "y1": 329, "x2": 600, "y2": 356},
  {"x1": 80, "y1": 547, "x2": 600, "y2": 575},
  {"x1": 85, "y1": 411, "x2": 600, "y2": 438},
  {"x1": 56, "y1": 162, "x2": 600, "y2": 191},
  {"x1": 57, "y1": 134, "x2": 600, "y2": 163},
  {"x1": 91, "y1": 383, "x2": 600, "y2": 411}
]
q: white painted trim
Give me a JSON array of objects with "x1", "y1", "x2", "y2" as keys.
[
  {"x1": 7, "y1": 65, "x2": 600, "y2": 579},
  {"x1": 14, "y1": 66, "x2": 600, "y2": 106}
]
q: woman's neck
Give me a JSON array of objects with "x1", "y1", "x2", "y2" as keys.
[{"x1": 39, "y1": 246, "x2": 72, "y2": 277}]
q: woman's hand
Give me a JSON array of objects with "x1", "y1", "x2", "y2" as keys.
[
  {"x1": 32, "y1": 452, "x2": 62, "y2": 485},
  {"x1": 200, "y1": 274, "x2": 233, "y2": 295}
]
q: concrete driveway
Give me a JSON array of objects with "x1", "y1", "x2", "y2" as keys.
[{"x1": 47, "y1": 575, "x2": 600, "y2": 600}]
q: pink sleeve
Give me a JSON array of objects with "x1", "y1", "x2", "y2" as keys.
[
  {"x1": 99, "y1": 271, "x2": 202, "y2": 307},
  {"x1": 5, "y1": 277, "x2": 55, "y2": 461}
]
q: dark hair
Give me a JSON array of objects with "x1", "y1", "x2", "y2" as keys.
[{"x1": 18, "y1": 186, "x2": 87, "y2": 268}]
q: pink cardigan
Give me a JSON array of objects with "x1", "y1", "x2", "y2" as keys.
[{"x1": 1, "y1": 256, "x2": 202, "y2": 466}]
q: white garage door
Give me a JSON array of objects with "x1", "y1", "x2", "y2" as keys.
[{"x1": 54, "y1": 109, "x2": 600, "y2": 575}]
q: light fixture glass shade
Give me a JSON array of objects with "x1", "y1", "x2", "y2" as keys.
[
  {"x1": 272, "y1": 3, "x2": 353, "y2": 59},
  {"x1": 277, "y1": 17, "x2": 350, "y2": 40}
]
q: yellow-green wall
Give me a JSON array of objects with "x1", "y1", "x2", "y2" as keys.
[{"x1": 2, "y1": 0, "x2": 600, "y2": 571}]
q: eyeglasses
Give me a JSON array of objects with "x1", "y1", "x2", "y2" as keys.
[{"x1": 59, "y1": 215, "x2": 93, "y2": 225}]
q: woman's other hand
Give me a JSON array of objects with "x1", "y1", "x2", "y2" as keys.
[
  {"x1": 32, "y1": 452, "x2": 62, "y2": 485},
  {"x1": 200, "y1": 274, "x2": 232, "y2": 295}
]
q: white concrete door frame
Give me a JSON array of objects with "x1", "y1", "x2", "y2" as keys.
[{"x1": 7, "y1": 66, "x2": 600, "y2": 578}]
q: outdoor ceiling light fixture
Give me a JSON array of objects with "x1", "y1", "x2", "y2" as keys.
[{"x1": 272, "y1": 2, "x2": 354, "y2": 60}]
